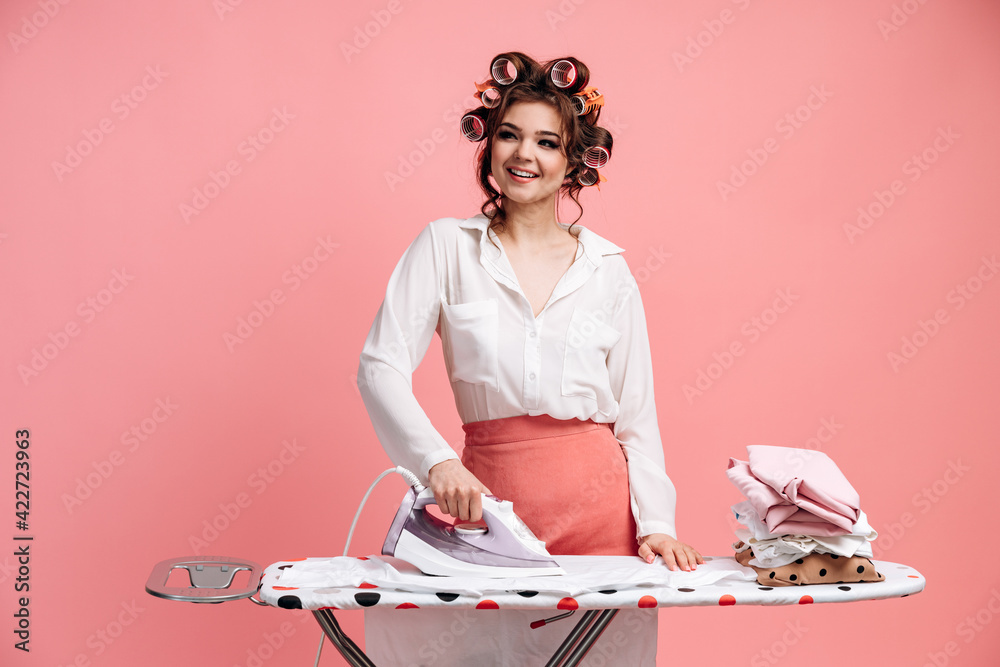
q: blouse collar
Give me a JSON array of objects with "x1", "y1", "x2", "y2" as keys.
[
  {"x1": 458, "y1": 213, "x2": 624, "y2": 305},
  {"x1": 457, "y1": 213, "x2": 624, "y2": 267}
]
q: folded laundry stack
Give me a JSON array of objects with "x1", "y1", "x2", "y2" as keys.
[{"x1": 727, "y1": 445, "x2": 883, "y2": 586}]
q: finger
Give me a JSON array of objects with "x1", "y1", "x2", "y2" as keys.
[
  {"x1": 637, "y1": 542, "x2": 654, "y2": 564},
  {"x1": 661, "y1": 550, "x2": 678, "y2": 571},
  {"x1": 437, "y1": 496, "x2": 453, "y2": 518},
  {"x1": 470, "y1": 492, "x2": 483, "y2": 523},
  {"x1": 674, "y1": 549, "x2": 691, "y2": 572},
  {"x1": 457, "y1": 493, "x2": 472, "y2": 522}
]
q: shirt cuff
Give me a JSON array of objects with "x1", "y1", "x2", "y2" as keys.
[
  {"x1": 635, "y1": 520, "x2": 677, "y2": 542},
  {"x1": 419, "y1": 448, "x2": 461, "y2": 484}
]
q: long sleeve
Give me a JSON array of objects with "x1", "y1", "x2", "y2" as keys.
[
  {"x1": 606, "y1": 273, "x2": 678, "y2": 540},
  {"x1": 357, "y1": 223, "x2": 459, "y2": 483}
]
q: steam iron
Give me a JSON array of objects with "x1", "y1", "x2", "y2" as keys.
[{"x1": 382, "y1": 485, "x2": 566, "y2": 578}]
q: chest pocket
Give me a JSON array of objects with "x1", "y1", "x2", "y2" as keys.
[
  {"x1": 441, "y1": 299, "x2": 499, "y2": 389},
  {"x1": 561, "y1": 307, "x2": 622, "y2": 400}
]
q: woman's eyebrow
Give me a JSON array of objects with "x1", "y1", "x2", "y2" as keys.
[{"x1": 498, "y1": 122, "x2": 561, "y2": 139}]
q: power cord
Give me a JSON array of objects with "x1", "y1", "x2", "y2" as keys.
[{"x1": 312, "y1": 466, "x2": 422, "y2": 666}]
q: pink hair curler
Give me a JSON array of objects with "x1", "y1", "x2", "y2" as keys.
[
  {"x1": 491, "y1": 56, "x2": 518, "y2": 86},
  {"x1": 461, "y1": 113, "x2": 486, "y2": 141},
  {"x1": 583, "y1": 146, "x2": 610, "y2": 169},
  {"x1": 578, "y1": 168, "x2": 599, "y2": 186},
  {"x1": 549, "y1": 60, "x2": 578, "y2": 89},
  {"x1": 480, "y1": 87, "x2": 501, "y2": 108}
]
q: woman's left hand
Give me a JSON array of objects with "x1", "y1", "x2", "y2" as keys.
[{"x1": 637, "y1": 533, "x2": 704, "y2": 572}]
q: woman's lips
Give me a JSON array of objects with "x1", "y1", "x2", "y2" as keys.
[{"x1": 507, "y1": 167, "x2": 538, "y2": 182}]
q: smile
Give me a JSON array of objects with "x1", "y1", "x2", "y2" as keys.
[{"x1": 507, "y1": 168, "x2": 538, "y2": 180}]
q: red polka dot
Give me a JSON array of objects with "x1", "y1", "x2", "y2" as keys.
[
  {"x1": 359, "y1": 582, "x2": 378, "y2": 589},
  {"x1": 318, "y1": 605, "x2": 339, "y2": 610},
  {"x1": 718, "y1": 595, "x2": 736, "y2": 606},
  {"x1": 638, "y1": 595, "x2": 658, "y2": 608},
  {"x1": 558, "y1": 597, "x2": 579, "y2": 611},
  {"x1": 476, "y1": 600, "x2": 499, "y2": 609},
  {"x1": 357, "y1": 556, "x2": 370, "y2": 561},
  {"x1": 798, "y1": 595, "x2": 813, "y2": 605},
  {"x1": 396, "y1": 602, "x2": 419, "y2": 609},
  {"x1": 272, "y1": 586, "x2": 298, "y2": 591},
  {"x1": 908, "y1": 575, "x2": 920, "y2": 578}
]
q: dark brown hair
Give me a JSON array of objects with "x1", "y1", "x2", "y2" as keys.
[{"x1": 462, "y1": 52, "x2": 614, "y2": 239}]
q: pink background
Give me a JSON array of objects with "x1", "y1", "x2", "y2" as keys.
[{"x1": 3, "y1": 0, "x2": 999, "y2": 665}]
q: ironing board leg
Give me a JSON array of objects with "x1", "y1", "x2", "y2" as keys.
[
  {"x1": 560, "y1": 609, "x2": 618, "y2": 667},
  {"x1": 544, "y1": 609, "x2": 618, "y2": 667},
  {"x1": 311, "y1": 609, "x2": 376, "y2": 667}
]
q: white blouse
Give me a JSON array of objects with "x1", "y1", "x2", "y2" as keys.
[{"x1": 357, "y1": 214, "x2": 677, "y2": 540}]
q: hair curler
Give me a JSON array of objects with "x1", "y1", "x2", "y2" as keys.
[
  {"x1": 572, "y1": 87, "x2": 604, "y2": 116},
  {"x1": 491, "y1": 55, "x2": 519, "y2": 86},
  {"x1": 461, "y1": 112, "x2": 487, "y2": 141},
  {"x1": 577, "y1": 168, "x2": 608, "y2": 187},
  {"x1": 583, "y1": 146, "x2": 610, "y2": 169},
  {"x1": 578, "y1": 168, "x2": 599, "y2": 186},
  {"x1": 474, "y1": 79, "x2": 502, "y2": 109},
  {"x1": 480, "y1": 87, "x2": 501, "y2": 108},
  {"x1": 549, "y1": 60, "x2": 578, "y2": 89}
]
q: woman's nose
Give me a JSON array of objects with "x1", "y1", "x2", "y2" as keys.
[{"x1": 514, "y1": 141, "x2": 533, "y2": 160}]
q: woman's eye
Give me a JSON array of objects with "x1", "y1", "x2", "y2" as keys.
[{"x1": 498, "y1": 130, "x2": 515, "y2": 139}]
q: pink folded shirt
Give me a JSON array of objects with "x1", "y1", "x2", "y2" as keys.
[{"x1": 727, "y1": 445, "x2": 861, "y2": 536}]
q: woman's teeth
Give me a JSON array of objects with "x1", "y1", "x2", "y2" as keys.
[{"x1": 509, "y1": 168, "x2": 537, "y2": 178}]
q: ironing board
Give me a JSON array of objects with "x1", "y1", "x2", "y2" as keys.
[{"x1": 253, "y1": 554, "x2": 925, "y2": 666}]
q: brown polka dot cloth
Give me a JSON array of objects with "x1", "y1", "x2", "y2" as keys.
[{"x1": 734, "y1": 542, "x2": 885, "y2": 586}]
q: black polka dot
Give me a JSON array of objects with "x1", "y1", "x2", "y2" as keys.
[
  {"x1": 795, "y1": 559, "x2": 804, "y2": 565},
  {"x1": 598, "y1": 589, "x2": 617, "y2": 595},
  {"x1": 277, "y1": 565, "x2": 292, "y2": 570},
  {"x1": 789, "y1": 574, "x2": 797, "y2": 581},
  {"x1": 830, "y1": 555, "x2": 839, "y2": 559},
  {"x1": 436, "y1": 592, "x2": 459, "y2": 602},
  {"x1": 678, "y1": 588, "x2": 695, "y2": 593},
  {"x1": 769, "y1": 572, "x2": 776, "y2": 579},
  {"x1": 819, "y1": 569, "x2": 827, "y2": 577},
  {"x1": 758, "y1": 587, "x2": 773, "y2": 591},
  {"x1": 516, "y1": 591, "x2": 539, "y2": 598},
  {"x1": 857, "y1": 566, "x2": 865, "y2": 574},
  {"x1": 277, "y1": 595, "x2": 302, "y2": 609},
  {"x1": 354, "y1": 592, "x2": 381, "y2": 607},
  {"x1": 838, "y1": 586, "x2": 852, "y2": 591}
]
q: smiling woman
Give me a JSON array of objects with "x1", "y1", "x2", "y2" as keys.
[{"x1": 357, "y1": 51, "x2": 696, "y2": 665}]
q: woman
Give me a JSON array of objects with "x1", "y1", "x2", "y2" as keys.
[{"x1": 358, "y1": 51, "x2": 701, "y2": 666}]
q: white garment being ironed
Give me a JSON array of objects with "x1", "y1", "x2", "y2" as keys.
[
  {"x1": 275, "y1": 555, "x2": 755, "y2": 595},
  {"x1": 357, "y1": 214, "x2": 677, "y2": 540}
]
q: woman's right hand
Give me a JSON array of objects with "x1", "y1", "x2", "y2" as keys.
[{"x1": 427, "y1": 459, "x2": 492, "y2": 523}]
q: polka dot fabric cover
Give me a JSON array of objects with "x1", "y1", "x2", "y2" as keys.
[
  {"x1": 734, "y1": 543, "x2": 886, "y2": 586},
  {"x1": 258, "y1": 555, "x2": 924, "y2": 611}
]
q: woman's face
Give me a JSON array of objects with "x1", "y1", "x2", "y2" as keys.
[{"x1": 490, "y1": 101, "x2": 571, "y2": 208}]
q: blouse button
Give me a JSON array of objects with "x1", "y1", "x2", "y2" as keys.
[
  {"x1": 529, "y1": 331, "x2": 537, "y2": 338},
  {"x1": 529, "y1": 373, "x2": 536, "y2": 380}
]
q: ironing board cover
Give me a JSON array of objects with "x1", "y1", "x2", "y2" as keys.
[{"x1": 258, "y1": 555, "x2": 924, "y2": 611}]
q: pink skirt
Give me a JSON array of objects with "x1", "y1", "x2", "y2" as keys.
[{"x1": 461, "y1": 414, "x2": 638, "y2": 556}]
